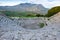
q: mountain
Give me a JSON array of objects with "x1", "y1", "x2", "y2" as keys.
[{"x1": 0, "y1": 3, "x2": 48, "y2": 15}]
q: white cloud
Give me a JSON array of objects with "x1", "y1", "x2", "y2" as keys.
[
  {"x1": 0, "y1": 0, "x2": 60, "y2": 8},
  {"x1": 28, "y1": 0, "x2": 60, "y2": 8},
  {"x1": 0, "y1": 1, "x2": 25, "y2": 6},
  {"x1": 41, "y1": 0, "x2": 60, "y2": 8}
]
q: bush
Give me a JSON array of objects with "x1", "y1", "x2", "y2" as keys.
[
  {"x1": 39, "y1": 23, "x2": 45, "y2": 28},
  {"x1": 45, "y1": 6, "x2": 60, "y2": 17},
  {"x1": 26, "y1": 14, "x2": 36, "y2": 17},
  {"x1": 36, "y1": 14, "x2": 44, "y2": 17}
]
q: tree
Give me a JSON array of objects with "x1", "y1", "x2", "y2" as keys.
[
  {"x1": 26, "y1": 14, "x2": 36, "y2": 17},
  {"x1": 36, "y1": 14, "x2": 44, "y2": 17},
  {"x1": 45, "y1": 6, "x2": 60, "y2": 17}
]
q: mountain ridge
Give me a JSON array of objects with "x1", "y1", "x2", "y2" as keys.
[{"x1": 0, "y1": 3, "x2": 49, "y2": 15}]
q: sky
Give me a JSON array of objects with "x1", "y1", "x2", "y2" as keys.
[{"x1": 0, "y1": 0, "x2": 60, "y2": 8}]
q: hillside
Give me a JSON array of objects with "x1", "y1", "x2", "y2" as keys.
[{"x1": 0, "y1": 3, "x2": 48, "y2": 15}]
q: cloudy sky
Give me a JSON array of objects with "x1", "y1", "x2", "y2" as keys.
[{"x1": 0, "y1": 0, "x2": 60, "y2": 8}]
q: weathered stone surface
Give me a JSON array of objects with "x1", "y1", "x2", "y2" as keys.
[{"x1": 0, "y1": 12, "x2": 60, "y2": 40}]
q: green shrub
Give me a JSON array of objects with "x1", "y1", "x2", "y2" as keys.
[
  {"x1": 48, "y1": 18, "x2": 50, "y2": 20},
  {"x1": 39, "y1": 23, "x2": 45, "y2": 28},
  {"x1": 26, "y1": 14, "x2": 36, "y2": 17},
  {"x1": 36, "y1": 14, "x2": 44, "y2": 17},
  {"x1": 45, "y1": 6, "x2": 60, "y2": 17}
]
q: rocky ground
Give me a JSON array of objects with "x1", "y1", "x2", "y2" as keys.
[
  {"x1": 11, "y1": 17, "x2": 47, "y2": 29},
  {"x1": 0, "y1": 12, "x2": 60, "y2": 40}
]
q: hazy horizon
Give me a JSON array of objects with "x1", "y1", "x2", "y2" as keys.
[{"x1": 0, "y1": 0, "x2": 60, "y2": 8}]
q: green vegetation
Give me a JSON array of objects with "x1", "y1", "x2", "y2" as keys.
[
  {"x1": 39, "y1": 23, "x2": 45, "y2": 28},
  {"x1": 36, "y1": 14, "x2": 44, "y2": 17},
  {"x1": 0, "y1": 10, "x2": 45, "y2": 17},
  {"x1": 48, "y1": 18, "x2": 50, "y2": 20},
  {"x1": 0, "y1": 6, "x2": 60, "y2": 17},
  {"x1": 0, "y1": 11, "x2": 36, "y2": 17},
  {"x1": 45, "y1": 6, "x2": 60, "y2": 17},
  {"x1": 26, "y1": 13, "x2": 36, "y2": 17}
]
